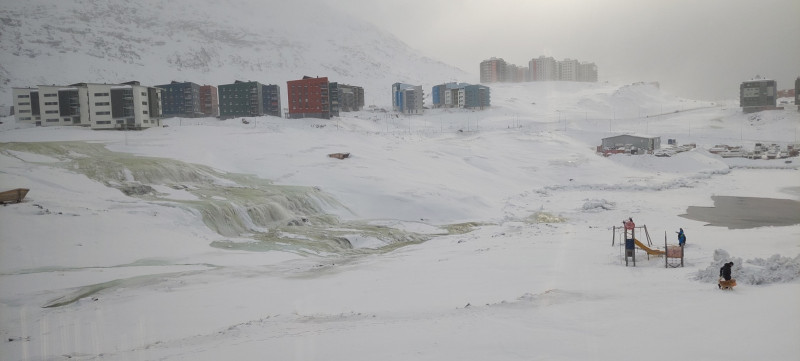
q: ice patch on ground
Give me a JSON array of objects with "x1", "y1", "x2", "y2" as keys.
[{"x1": 695, "y1": 249, "x2": 800, "y2": 285}]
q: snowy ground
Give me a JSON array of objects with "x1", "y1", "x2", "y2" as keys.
[{"x1": 1, "y1": 82, "x2": 798, "y2": 360}]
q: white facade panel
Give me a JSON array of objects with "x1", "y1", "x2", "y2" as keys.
[
  {"x1": 12, "y1": 87, "x2": 37, "y2": 124},
  {"x1": 37, "y1": 85, "x2": 69, "y2": 126},
  {"x1": 85, "y1": 84, "x2": 116, "y2": 129}
]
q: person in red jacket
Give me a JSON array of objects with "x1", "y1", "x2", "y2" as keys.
[{"x1": 623, "y1": 218, "x2": 635, "y2": 239}]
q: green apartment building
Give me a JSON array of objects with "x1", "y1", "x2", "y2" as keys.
[{"x1": 218, "y1": 81, "x2": 263, "y2": 119}]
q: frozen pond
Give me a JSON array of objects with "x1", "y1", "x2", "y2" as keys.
[{"x1": 681, "y1": 196, "x2": 800, "y2": 229}]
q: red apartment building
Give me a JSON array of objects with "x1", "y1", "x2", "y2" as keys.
[
  {"x1": 287, "y1": 76, "x2": 330, "y2": 119},
  {"x1": 199, "y1": 85, "x2": 218, "y2": 117},
  {"x1": 480, "y1": 58, "x2": 506, "y2": 83}
]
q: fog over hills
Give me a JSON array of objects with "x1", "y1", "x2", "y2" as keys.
[{"x1": 0, "y1": 0, "x2": 468, "y2": 106}]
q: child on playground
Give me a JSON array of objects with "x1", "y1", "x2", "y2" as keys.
[
  {"x1": 623, "y1": 218, "x2": 635, "y2": 239},
  {"x1": 623, "y1": 218, "x2": 635, "y2": 229},
  {"x1": 676, "y1": 228, "x2": 686, "y2": 247}
]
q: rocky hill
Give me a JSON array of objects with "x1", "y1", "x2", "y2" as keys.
[{"x1": 0, "y1": 0, "x2": 468, "y2": 107}]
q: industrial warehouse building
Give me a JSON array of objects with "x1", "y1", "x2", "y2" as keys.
[
  {"x1": 600, "y1": 134, "x2": 661, "y2": 154},
  {"x1": 740, "y1": 79, "x2": 778, "y2": 113}
]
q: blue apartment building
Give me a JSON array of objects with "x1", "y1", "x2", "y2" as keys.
[{"x1": 155, "y1": 81, "x2": 202, "y2": 118}]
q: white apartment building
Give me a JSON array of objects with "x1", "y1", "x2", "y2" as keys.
[
  {"x1": 12, "y1": 82, "x2": 161, "y2": 129},
  {"x1": 530, "y1": 56, "x2": 558, "y2": 81},
  {"x1": 559, "y1": 58, "x2": 579, "y2": 81}
]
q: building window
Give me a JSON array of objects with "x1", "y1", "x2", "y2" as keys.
[
  {"x1": 18, "y1": 102, "x2": 30, "y2": 105},
  {"x1": 94, "y1": 92, "x2": 109, "y2": 97},
  {"x1": 45, "y1": 110, "x2": 58, "y2": 114},
  {"x1": 142, "y1": 101, "x2": 147, "y2": 105},
  {"x1": 17, "y1": 94, "x2": 30, "y2": 98},
  {"x1": 18, "y1": 110, "x2": 30, "y2": 113},
  {"x1": 20, "y1": 117, "x2": 31, "y2": 121},
  {"x1": 96, "y1": 111, "x2": 110, "y2": 115},
  {"x1": 143, "y1": 110, "x2": 148, "y2": 114},
  {"x1": 141, "y1": 92, "x2": 146, "y2": 96},
  {"x1": 95, "y1": 102, "x2": 110, "y2": 106},
  {"x1": 44, "y1": 93, "x2": 57, "y2": 97},
  {"x1": 96, "y1": 120, "x2": 111, "y2": 125},
  {"x1": 46, "y1": 118, "x2": 59, "y2": 122},
  {"x1": 45, "y1": 101, "x2": 58, "y2": 106}
]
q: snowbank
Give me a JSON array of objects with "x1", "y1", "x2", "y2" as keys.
[{"x1": 695, "y1": 249, "x2": 800, "y2": 285}]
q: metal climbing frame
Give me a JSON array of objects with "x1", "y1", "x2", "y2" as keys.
[
  {"x1": 611, "y1": 224, "x2": 653, "y2": 247},
  {"x1": 664, "y1": 232, "x2": 684, "y2": 268},
  {"x1": 612, "y1": 224, "x2": 654, "y2": 267}
]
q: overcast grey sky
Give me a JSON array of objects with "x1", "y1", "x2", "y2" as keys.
[{"x1": 330, "y1": 0, "x2": 799, "y2": 101}]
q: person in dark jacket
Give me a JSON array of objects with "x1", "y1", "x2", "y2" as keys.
[
  {"x1": 676, "y1": 228, "x2": 686, "y2": 247},
  {"x1": 719, "y1": 262, "x2": 734, "y2": 282}
]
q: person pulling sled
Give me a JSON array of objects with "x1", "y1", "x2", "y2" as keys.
[{"x1": 718, "y1": 262, "x2": 736, "y2": 290}]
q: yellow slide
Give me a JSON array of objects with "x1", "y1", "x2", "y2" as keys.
[{"x1": 634, "y1": 239, "x2": 665, "y2": 256}]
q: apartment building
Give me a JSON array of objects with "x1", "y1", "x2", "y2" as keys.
[
  {"x1": 335, "y1": 83, "x2": 364, "y2": 113},
  {"x1": 218, "y1": 81, "x2": 264, "y2": 119},
  {"x1": 432, "y1": 82, "x2": 460, "y2": 108},
  {"x1": 431, "y1": 82, "x2": 490, "y2": 109},
  {"x1": 480, "y1": 57, "x2": 507, "y2": 83},
  {"x1": 392, "y1": 83, "x2": 424, "y2": 114},
  {"x1": 505, "y1": 64, "x2": 528, "y2": 83},
  {"x1": 199, "y1": 85, "x2": 219, "y2": 117},
  {"x1": 77, "y1": 82, "x2": 162, "y2": 129},
  {"x1": 578, "y1": 62, "x2": 598, "y2": 82},
  {"x1": 530, "y1": 56, "x2": 558, "y2": 81},
  {"x1": 287, "y1": 76, "x2": 330, "y2": 119},
  {"x1": 155, "y1": 81, "x2": 202, "y2": 118},
  {"x1": 13, "y1": 82, "x2": 161, "y2": 129},
  {"x1": 262, "y1": 84, "x2": 282, "y2": 117},
  {"x1": 463, "y1": 84, "x2": 491, "y2": 109},
  {"x1": 559, "y1": 58, "x2": 579, "y2": 81}
]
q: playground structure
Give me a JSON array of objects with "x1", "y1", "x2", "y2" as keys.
[{"x1": 612, "y1": 224, "x2": 684, "y2": 267}]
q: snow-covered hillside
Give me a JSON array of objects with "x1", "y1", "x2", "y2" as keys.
[{"x1": 0, "y1": 0, "x2": 468, "y2": 106}]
